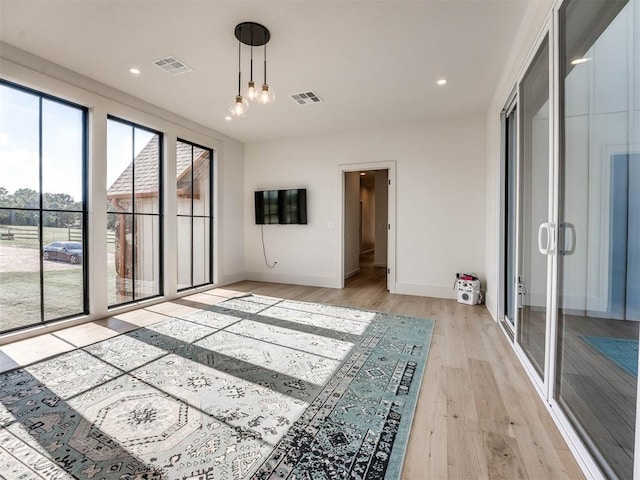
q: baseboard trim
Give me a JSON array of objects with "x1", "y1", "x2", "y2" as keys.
[
  {"x1": 216, "y1": 272, "x2": 246, "y2": 287},
  {"x1": 344, "y1": 268, "x2": 360, "y2": 280},
  {"x1": 245, "y1": 271, "x2": 341, "y2": 289},
  {"x1": 395, "y1": 282, "x2": 456, "y2": 300}
]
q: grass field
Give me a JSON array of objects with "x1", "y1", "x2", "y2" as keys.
[
  {"x1": 0, "y1": 225, "x2": 117, "y2": 332},
  {"x1": 0, "y1": 224, "x2": 115, "y2": 246},
  {"x1": 0, "y1": 270, "x2": 84, "y2": 331}
]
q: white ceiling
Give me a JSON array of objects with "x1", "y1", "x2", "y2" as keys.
[{"x1": 0, "y1": 1, "x2": 529, "y2": 143}]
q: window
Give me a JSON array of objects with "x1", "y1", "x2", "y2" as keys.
[
  {"x1": 0, "y1": 80, "x2": 87, "y2": 332},
  {"x1": 176, "y1": 139, "x2": 213, "y2": 290},
  {"x1": 107, "y1": 117, "x2": 162, "y2": 306}
]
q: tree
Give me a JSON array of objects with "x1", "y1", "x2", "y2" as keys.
[
  {"x1": 0, "y1": 188, "x2": 83, "y2": 227},
  {"x1": 42, "y1": 193, "x2": 80, "y2": 227},
  {"x1": 0, "y1": 188, "x2": 9, "y2": 225},
  {"x1": 11, "y1": 188, "x2": 39, "y2": 209},
  {"x1": 8, "y1": 188, "x2": 38, "y2": 225},
  {"x1": 0, "y1": 187, "x2": 9, "y2": 205}
]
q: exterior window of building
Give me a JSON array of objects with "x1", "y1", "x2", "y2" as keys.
[
  {"x1": 176, "y1": 139, "x2": 213, "y2": 290},
  {"x1": 0, "y1": 80, "x2": 87, "y2": 332},
  {"x1": 107, "y1": 117, "x2": 162, "y2": 307}
]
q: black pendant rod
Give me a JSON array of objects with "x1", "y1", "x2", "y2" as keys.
[
  {"x1": 250, "y1": 42, "x2": 254, "y2": 82},
  {"x1": 263, "y1": 42, "x2": 267, "y2": 85},
  {"x1": 237, "y1": 26, "x2": 241, "y2": 96}
]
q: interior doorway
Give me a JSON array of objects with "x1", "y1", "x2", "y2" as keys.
[{"x1": 343, "y1": 169, "x2": 389, "y2": 291}]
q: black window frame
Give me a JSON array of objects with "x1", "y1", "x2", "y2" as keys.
[
  {"x1": 176, "y1": 138, "x2": 214, "y2": 292},
  {"x1": 106, "y1": 115, "x2": 164, "y2": 308},
  {"x1": 0, "y1": 79, "x2": 89, "y2": 333}
]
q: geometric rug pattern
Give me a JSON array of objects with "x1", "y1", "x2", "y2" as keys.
[{"x1": 0, "y1": 294, "x2": 434, "y2": 479}]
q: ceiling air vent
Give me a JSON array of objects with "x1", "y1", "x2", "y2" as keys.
[
  {"x1": 152, "y1": 56, "x2": 193, "y2": 75},
  {"x1": 290, "y1": 91, "x2": 323, "y2": 105}
]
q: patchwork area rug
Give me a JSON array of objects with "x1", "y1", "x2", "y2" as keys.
[
  {"x1": 0, "y1": 294, "x2": 434, "y2": 479},
  {"x1": 582, "y1": 335, "x2": 638, "y2": 377}
]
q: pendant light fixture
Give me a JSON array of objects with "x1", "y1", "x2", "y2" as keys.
[
  {"x1": 231, "y1": 22, "x2": 273, "y2": 117},
  {"x1": 229, "y1": 25, "x2": 249, "y2": 118},
  {"x1": 245, "y1": 42, "x2": 258, "y2": 101},
  {"x1": 258, "y1": 40, "x2": 275, "y2": 105}
]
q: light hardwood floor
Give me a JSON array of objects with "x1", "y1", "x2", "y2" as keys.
[
  {"x1": 519, "y1": 308, "x2": 637, "y2": 479},
  {"x1": 0, "y1": 253, "x2": 585, "y2": 479},
  {"x1": 224, "y1": 254, "x2": 584, "y2": 479}
]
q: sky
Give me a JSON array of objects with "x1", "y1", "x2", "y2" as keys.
[{"x1": 0, "y1": 83, "x2": 154, "y2": 205}]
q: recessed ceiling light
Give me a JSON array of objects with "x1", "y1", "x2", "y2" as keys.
[
  {"x1": 437, "y1": 79, "x2": 447, "y2": 86},
  {"x1": 224, "y1": 116, "x2": 232, "y2": 121},
  {"x1": 129, "y1": 67, "x2": 141, "y2": 75},
  {"x1": 571, "y1": 57, "x2": 590, "y2": 65},
  {"x1": 360, "y1": 172, "x2": 365, "y2": 176}
]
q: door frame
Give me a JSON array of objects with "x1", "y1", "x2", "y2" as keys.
[
  {"x1": 511, "y1": 25, "x2": 556, "y2": 400},
  {"x1": 499, "y1": 21, "x2": 553, "y2": 400},
  {"x1": 499, "y1": 89, "x2": 519, "y2": 340},
  {"x1": 338, "y1": 161, "x2": 396, "y2": 293}
]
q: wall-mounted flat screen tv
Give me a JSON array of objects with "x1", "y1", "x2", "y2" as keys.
[{"x1": 255, "y1": 188, "x2": 307, "y2": 225}]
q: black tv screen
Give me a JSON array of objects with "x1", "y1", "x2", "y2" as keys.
[{"x1": 255, "y1": 188, "x2": 307, "y2": 225}]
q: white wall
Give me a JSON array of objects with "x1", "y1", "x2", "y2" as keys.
[
  {"x1": 0, "y1": 42, "x2": 245, "y2": 332},
  {"x1": 344, "y1": 172, "x2": 361, "y2": 277},
  {"x1": 484, "y1": 1, "x2": 552, "y2": 320},
  {"x1": 217, "y1": 138, "x2": 245, "y2": 286},
  {"x1": 374, "y1": 170, "x2": 388, "y2": 267},
  {"x1": 360, "y1": 182, "x2": 375, "y2": 252},
  {"x1": 244, "y1": 116, "x2": 487, "y2": 298}
]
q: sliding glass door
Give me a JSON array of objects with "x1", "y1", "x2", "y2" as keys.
[
  {"x1": 514, "y1": 35, "x2": 552, "y2": 381},
  {"x1": 502, "y1": 34, "x2": 552, "y2": 382},
  {"x1": 555, "y1": 0, "x2": 637, "y2": 477},
  {"x1": 501, "y1": 0, "x2": 639, "y2": 477}
]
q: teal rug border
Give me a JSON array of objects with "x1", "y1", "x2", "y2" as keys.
[
  {"x1": 385, "y1": 315, "x2": 434, "y2": 479},
  {"x1": 251, "y1": 306, "x2": 435, "y2": 479},
  {"x1": 582, "y1": 335, "x2": 638, "y2": 377}
]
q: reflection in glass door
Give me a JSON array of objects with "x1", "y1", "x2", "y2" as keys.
[
  {"x1": 517, "y1": 35, "x2": 550, "y2": 379},
  {"x1": 555, "y1": 0, "x2": 637, "y2": 478}
]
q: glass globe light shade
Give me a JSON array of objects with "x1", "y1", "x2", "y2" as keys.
[
  {"x1": 258, "y1": 84, "x2": 275, "y2": 105},
  {"x1": 229, "y1": 95, "x2": 249, "y2": 118},
  {"x1": 246, "y1": 81, "x2": 258, "y2": 101}
]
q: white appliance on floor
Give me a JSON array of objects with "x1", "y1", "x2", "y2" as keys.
[{"x1": 456, "y1": 277, "x2": 481, "y2": 305}]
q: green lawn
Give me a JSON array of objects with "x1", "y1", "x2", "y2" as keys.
[
  {"x1": 0, "y1": 269, "x2": 84, "y2": 331},
  {"x1": 0, "y1": 225, "x2": 118, "y2": 332}
]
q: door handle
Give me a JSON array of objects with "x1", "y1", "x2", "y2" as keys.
[
  {"x1": 518, "y1": 282, "x2": 527, "y2": 296},
  {"x1": 560, "y1": 222, "x2": 576, "y2": 255},
  {"x1": 537, "y1": 222, "x2": 556, "y2": 255},
  {"x1": 516, "y1": 283, "x2": 527, "y2": 308},
  {"x1": 517, "y1": 276, "x2": 526, "y2": 308}
]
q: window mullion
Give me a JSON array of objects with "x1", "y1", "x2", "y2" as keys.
[{"x1": 38, "y1": 96, "x2": 44, "y2": 324}]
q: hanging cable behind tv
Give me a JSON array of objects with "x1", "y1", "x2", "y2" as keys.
[{"x1": 261, "y1": 225, "x2": 277, "y2": 268}]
